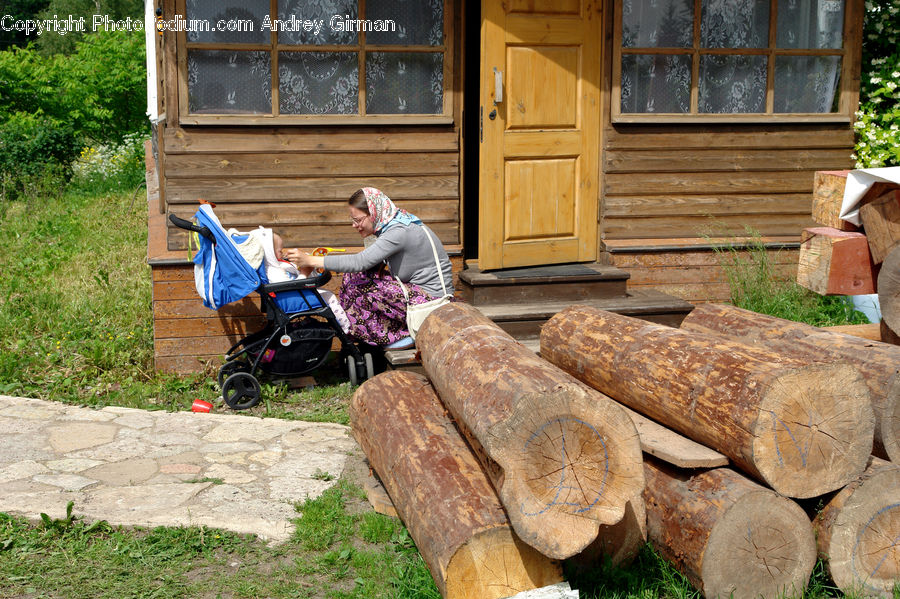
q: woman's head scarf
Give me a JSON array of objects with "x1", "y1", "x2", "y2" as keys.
[{"x1": 361, "y1": 187, "x2": 422, "y2": 235}]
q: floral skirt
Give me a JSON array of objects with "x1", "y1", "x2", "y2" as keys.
[{"x1": 337, "y1": 268, "x2": 433, "y2": 346}]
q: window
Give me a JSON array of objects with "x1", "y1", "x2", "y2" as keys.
[
  {"x1": 613, "y1": 0, "x2": 852, "y2": 122},
  {"x1": 178, "y1": 0, "x2": 450, "y2": 124}
]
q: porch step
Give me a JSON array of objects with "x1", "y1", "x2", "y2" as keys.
[
  {"x1": 458, "y1": 263, "x2": 630, "y2": 306},
  {"x1": 384, "y1": 289, "x2": 694, "y2": 371}
]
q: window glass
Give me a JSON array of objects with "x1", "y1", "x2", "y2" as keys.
[
  {"x1": 700, "y1": 0, "x2": 770, "y2": 48},
  {"x1": 774, "y1": 55, "x2": 841, "y2": 112},
  {"x1": 367, "y1": 0, "x2": 444, "y2": 46},
  {"x1": 277, "y1": 0, "x2": 358, "y2": 45},
  {"x1": 699, "y1": 54, "x2": 767, "y2": 113},
  {"x1": 622, "y1": 0, "x2": 694, "y2": 48},
  {"x1": 185, "y1": 0, "x2": 269, "y2": 44},
  {"x1": 366, "y1": 53, "x2": 443, "y2": 114},
  {"x1": 188, "y1": 51, "x2": 271, "y2": 114},
  {"x1": 621, "y1": 54, "x2": 691, "y2": 113},
  {"x1": 777, "y1": 0, "x2": 844, "y2": 48},
  {"x1": 279, "y1": 52, "x2": 359, "y2": 115}
]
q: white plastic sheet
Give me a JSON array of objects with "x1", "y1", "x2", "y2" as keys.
[{"x1": 839, "y1": 167, "x2": 900, "y2": 226}]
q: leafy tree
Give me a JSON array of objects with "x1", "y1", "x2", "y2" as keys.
[
  {"x1": 35, "y1": 0, "x2": 143, "y2": 54},
  {"x1": 0, "y1": 0, "x2": 51, "y2": 49}
]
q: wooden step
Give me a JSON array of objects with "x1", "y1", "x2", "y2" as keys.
[{"x1": 458, "y1": 263, "x2": 630, "y2": 306}]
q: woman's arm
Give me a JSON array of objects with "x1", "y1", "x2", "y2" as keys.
[{"x1": 281, "y1": 249, "x2": 324, "y2": 270}]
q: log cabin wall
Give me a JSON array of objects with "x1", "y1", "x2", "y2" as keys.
[
  {"x1": 148, "y1": 0, "x2": 464, "y2": 374},
  {"x1": 598, "y1": 0, "x2": 863, "y2": 303}
]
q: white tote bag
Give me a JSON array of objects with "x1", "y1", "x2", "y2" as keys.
[{"x1": 396, "y1": 227, "x2": 452, "y2": 340}]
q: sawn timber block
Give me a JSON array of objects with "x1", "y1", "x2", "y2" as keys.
[
  {"x1": 859, "y1": 189, "x2": 900, "y2": 264},
  {"x1": 812, "y1": 170, "x2": 858, "y2": 231},
  {"x1": 797, "y1": 227, "x2": 877, "y2": 295}
]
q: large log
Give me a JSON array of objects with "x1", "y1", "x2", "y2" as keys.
[
  {"x1": 679, "y1": 302, "x2": 900, "y2": 463},
  {"x1": 879, "y1": 245, "x2": 900, "y2": 336},
  {"x1": 643, "y1": 458, "x2": 816, "y2": 599},
  {"x1": 815, "y1": 457, "x2": 900, "y2": 598},
  {"x1": 349, "y1": 371, "x2": 563, "y2": 598},
  {"x1": 416, "y1": 302, "x2": 645, "y2": 560},
  {"x1": 541, "y1": 306, "x2": 875, "y2": 498}
]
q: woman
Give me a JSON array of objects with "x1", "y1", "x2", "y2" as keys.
[{"x1": 283, "y1": 187, "x2": 453, "y2": 348}]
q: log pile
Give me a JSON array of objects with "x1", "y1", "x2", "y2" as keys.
[
  {"x1": 679, "y1": 303, "x2": 900, "y2": 462},
  {"x1": 801, "y1": 169, "x2": 900, "y2": 343},
  {"x1": 349, "y1": 301, "x2": 897, "y2": 598}
]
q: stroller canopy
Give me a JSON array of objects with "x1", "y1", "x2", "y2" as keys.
[{"x1": 191, "y1": 204, "x2": 261, "y2": 310}]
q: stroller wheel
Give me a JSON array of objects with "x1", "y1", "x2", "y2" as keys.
[
  {"x1": 222, "y1": 372, "x2": 262, "y2": 410},
  {"x1": 218, "y1": 360, "x2": 251, "y2": 389},
  {"x1": 364, "y1": 353, "x2": 375, "y2": 380},
  {"x1": 346, "y1": 355, "x2": 358, "y2": 386}
]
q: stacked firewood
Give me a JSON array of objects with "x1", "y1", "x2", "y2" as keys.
[
  {"x1": 349, "y1": 302, "x2": 900, "y2": 599},
  {"x1": 799, "y1": 170, "x2": 900, "y2": 343}
]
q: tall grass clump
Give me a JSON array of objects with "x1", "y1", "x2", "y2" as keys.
[{"x1": 715, "y1": 235, "x2": 869, "y2": 327}]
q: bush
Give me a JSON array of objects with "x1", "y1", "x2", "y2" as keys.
[
  {"x1": 70, "y1": 132, "x2": 147, "y2": 193},
  {"x1": 855, "y1": 1, "x2": 900, "y2": 167},
  {"x1": 0, "y1": 111, "x2": 77, "y2": 200}
]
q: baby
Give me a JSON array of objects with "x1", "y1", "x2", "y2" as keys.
[{"x1": 253, "y1": 229, "x2": 351, "y2": 334}]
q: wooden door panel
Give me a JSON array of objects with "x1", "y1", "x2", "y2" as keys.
[
  {"x1": 508, "y1": 0, "x2": 581, "y2": 15},
  {"x1": 505, "y1": 159, "x2": 577, "y2": 240},
  {"x1": 506, "y1": 47, "x2": 578, "y2": 129}
]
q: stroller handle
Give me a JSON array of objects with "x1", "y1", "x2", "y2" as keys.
[{"x1": 169, "y1": 214, "x2": 215, "y2": 243}]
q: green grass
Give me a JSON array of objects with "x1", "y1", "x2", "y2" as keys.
[
  {"x1": 714, "y1": 235, "x2": 870, "y2": 326},
  {"x1": 0, "y1": 482, "x2": 440, "y2": 599}
]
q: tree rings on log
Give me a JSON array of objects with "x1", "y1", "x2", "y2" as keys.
[
  {"x1": 542, "y1": 306, "x2": 875, "y2": 498},
  {"x1": 350, "y1": 371, "x2": 563, "y2": 598},
  {"x1": 815, "y1": 457, "x2": 900, "y2": 597},
  {"x1": 644, "y1": 459, "x2": 816, "y2": 599},
  {"x1": 680, "y1": 302, "x2": 900, "y2": 463},
  {"x1": 416, "y1": 302, "x2": 645, "y2": 560}
]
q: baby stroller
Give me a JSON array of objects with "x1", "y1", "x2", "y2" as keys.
[{"x1": 169, "y1": 204, "x2": 374, "y2": 410}]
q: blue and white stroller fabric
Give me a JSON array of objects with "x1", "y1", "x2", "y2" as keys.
[{"x1": 191, "y1": 204, "x2": 261, "y2": 309}]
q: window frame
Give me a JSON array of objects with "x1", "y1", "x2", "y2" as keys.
[
  {"x1": 175, "y1": 0, "x2": 454, "y2": 125},
  {"x1": 611, "y1": 0, "x2": 860, "y2": 123}
]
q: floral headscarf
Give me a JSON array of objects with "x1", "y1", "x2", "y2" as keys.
[{"x1": 361, "y1": 187, "x2": 422, "y2": 235}]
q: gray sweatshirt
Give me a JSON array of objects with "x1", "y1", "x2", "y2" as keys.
[{"x1": 323, "y1": 223, "x2": 454, "y2": 298}]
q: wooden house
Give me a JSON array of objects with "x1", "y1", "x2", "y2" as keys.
[{"x1": 146, "y1": 0, "x2": 864, "y2": 374}]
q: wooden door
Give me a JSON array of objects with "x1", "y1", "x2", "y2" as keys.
[{"x1": 478, "y1": 0, "x2": 601, "y2": 270}]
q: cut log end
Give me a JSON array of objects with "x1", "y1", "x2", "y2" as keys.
[
  {"x1": 818, "y1": 460, "x2": 900, "y2": 598},
  {"x1": 879, "y1": 246, "x2": 900, "y2": 334},
  {"x1": 491, "y1": 388, "x2": 645, "y2": 560},
  {"x1": 702, "y1": 491, "x2": 816, "y2": 599},
  {"x1": 445, "y1": 527, "x2": 563, "y2": 599},
  {"x1": 751, "y1": 363, "x2": 875, "y2": 498}
]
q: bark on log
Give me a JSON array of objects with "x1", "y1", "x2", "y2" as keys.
[
  {"x1": 416, "y1": 302, "x2": 645, "y2": 560},
  {"x1": 879, "y1": 245, "x2": 900, "y2": 336},
  {"x1": 349, "y1": 370, "x2": 563, "y2": 598},
  {"x1": 643, "y1": 458, "x2": 816, "y2": 599},
  {"x1": 541, "y1": 306, "x2": 875, "y2": 498},
  {"x1": 815, "y1": 457, "x2": 900, "y2": 598},
  {"x1": 680, "y1": 302, "x2": 900, "y2": 463}
]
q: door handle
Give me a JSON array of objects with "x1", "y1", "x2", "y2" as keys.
[
  {"x1": 493, "y1": 67, "x2": 503, "y2": 104},
  {"x1": 489, "y1": 109, "x2": 496, "y2": 120}
]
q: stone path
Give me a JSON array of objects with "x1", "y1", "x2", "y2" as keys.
[{"x1": 0, "y1": 395, "x2": 356, "y2": 544}]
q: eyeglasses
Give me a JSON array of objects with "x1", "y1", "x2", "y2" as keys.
[{"x1": 351, "y1": 215, "x2": 369, "y2": 226}]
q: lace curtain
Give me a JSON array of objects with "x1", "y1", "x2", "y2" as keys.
[
  {"x1": 620, "y1": 0, "x2": 844, "y2": 115},
  {"x1": 186, "y1": 0, "x2": 444, "y2": 116}
]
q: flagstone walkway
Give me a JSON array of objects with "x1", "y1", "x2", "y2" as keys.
[{"x1": 0, "y1": 395, "x2": 356, "y2": 544}]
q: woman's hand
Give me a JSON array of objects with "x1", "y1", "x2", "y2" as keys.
[{"x1": 282, "y1": 248, "x2": 324, "y2": 270}]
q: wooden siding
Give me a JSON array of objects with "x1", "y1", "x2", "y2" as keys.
[
  {"x1": 600, "y1": 125, "x2": 855, "y2": 240},
  {"x1": 162, "y1": 125, "x2": 461, "y2": 251},
  {"x1": 607, "y1": 243, "x2": 800, "y2": 304}
]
